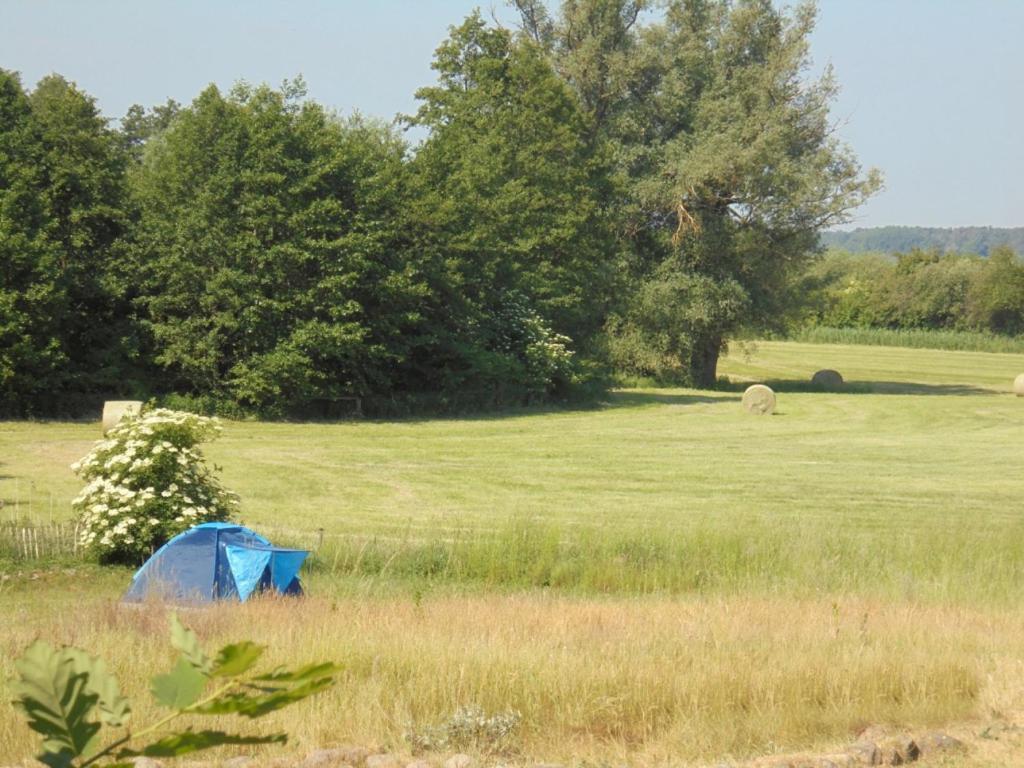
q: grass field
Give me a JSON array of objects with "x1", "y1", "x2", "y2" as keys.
[
  {"x1": 2, "y1": 340, "x2": 1024, "y2": 765},
  {"x1": 3, "y1": 341, "x2": 1023, "y2": 600}
]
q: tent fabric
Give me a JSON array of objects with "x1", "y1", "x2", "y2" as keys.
[
  {"x1": 124, "y1": 522, "x2": 308, "y2": 603},
  {"x1": 269, "y1": 549, "x2": 308, "y2": 592},
  {"x1": 225, "y1": 545, "x2": 272, "y2": 602}
]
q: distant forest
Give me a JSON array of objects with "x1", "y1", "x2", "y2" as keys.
[{"x1": 821, "y1": 227, "x2": 1024, "y2": 256}]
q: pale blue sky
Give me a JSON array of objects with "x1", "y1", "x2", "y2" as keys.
[{"x1": 1, "y1": 1, "x2": 1021, "y2": 229}]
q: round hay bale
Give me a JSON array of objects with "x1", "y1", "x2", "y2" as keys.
[
  {"x1": 811, "y1": 369, "x2": 844, "y2": 390},
  {"x1": 101, "y1": 400, "x2": 142, "y2": 434},
  {"x1": 742, "y1": 384, "x2": 776, "y2": 415},
  {"x1": 1015, "y1": 373, "x2": 1024, "y2": 397}
]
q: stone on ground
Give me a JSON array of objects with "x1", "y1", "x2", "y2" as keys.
[
  {"x1": 845, "y1": 741, "x2": 880, "y2": 765},
  {"x1": 915, "y1": 731, "x2": 965, "y2": 755},
  {"x1": 878, "y1": 736, "x2": 919, "y2": 764}
]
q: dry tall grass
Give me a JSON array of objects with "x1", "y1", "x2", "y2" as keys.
[{"x1": 3, "y1": 588, "x2": 1021, "y2": 765}]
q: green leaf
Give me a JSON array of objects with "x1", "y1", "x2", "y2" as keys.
[
  {"x1": 193, "y1": 675, "x2": 335, "y2": 718},
  {"x1": 151, "y1": 657, "x2": 208, "y2": 709},
  {"x1": 210, "y1": 641, "x2": 264, "y2": 678},
  {"x1": 169, "y1": 613, "x2": 212, "y2": 674},
  {"x1": 253, "y1": 661, "x2": 342, "y2": 683},
  {"x1": 120, "y1": 730, "x2": 286, "y2": 757},
  {"x1": 65, "y1": 649, "x2": 130, "y2": 727},
  {"x1": 187, "y1": 692, "x2": 251, "y2": 716},
  {"x1": 37, "y1": 752, "x2": 78, "y2": 768},
  {"x1": 12, "y1": 641, "x2": 102, "y2": 765}
]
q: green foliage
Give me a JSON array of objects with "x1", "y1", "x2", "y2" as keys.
[
  {"x1": 150, "y1": 658, "x2": 207, "y2": 710},
  {"x1": 408, "y1": 13, "x2": 617, "y2": 373},
  {"x1": 477, "y1": 292, "x2": 577, "y2": 399},
  {"x1": 0, "y1": 70, "x2": 130, "y2": 417},
  {"x1": 129, "y1": 731, "x2": 285, "y2": 758},
  {"x1": 118, "y1": 99, "x2": 180, "y2": 163},
  {"x1": 128, "y1": 81, "x2": 426, "y2": 416},
  {"x1": 605, "y1": 268, "x2": 748, "y2": 384},
  {"x1": 210, "y1": 642, "x2": 264, "y2": 678},
  {"x1": 13, "y1": 643, "x2": 105, "y2": 765},
  {"x1": 515, "y1": 0, "x2": 881, "y2": 387},
  {"x1": 71, "y1": 408, "x2": 237, "y2": 564},
  {"x1": 11, "y1": 612, "x2": 339, "y2": 766},
  {"x1": 796, "y1": 247, "x2": 1024, "y2": 337},
  {"x1": 169, "y1": 613, "x2": 213, "y2": 674},
  {"x1": 965, "y1": 245, "x2": 1024, "y2": 334}
]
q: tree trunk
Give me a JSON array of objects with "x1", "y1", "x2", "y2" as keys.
[{"x1": 689, "y1": 335, "x2": 721, "y2": 389}]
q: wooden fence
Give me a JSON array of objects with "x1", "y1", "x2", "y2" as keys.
[{"x1": 0, "y1": 521, "x2": 81, "y2": 561}]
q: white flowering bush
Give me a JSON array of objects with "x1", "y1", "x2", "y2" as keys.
[
  {"x1": 489, "y1": 292, "x2": 575, "y2": 396},
  {"x1": 71, "y1": 408, "x2": 238, "y2": 564}
]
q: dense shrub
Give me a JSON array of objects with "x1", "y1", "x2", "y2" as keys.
[{"x1": 71, "y1": 408, "x2": 237, "y2": 564}]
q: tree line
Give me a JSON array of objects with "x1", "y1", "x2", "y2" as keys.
[
  {"x1": 1, "y1": 0, "x2": 879, "y2": 417},
  {"x1": 821, "y1": 227, "x2": 1024, "y2": 257},
  {"x1": 798, "y1": 247, "x2": 1024, "y2": 335}
]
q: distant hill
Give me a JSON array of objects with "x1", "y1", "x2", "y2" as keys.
[{"x1": 821, "y1": 226, "x2": 1024, "y2": 256}]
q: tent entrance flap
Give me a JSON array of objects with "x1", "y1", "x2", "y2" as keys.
[
  {"x1": 270, "y1": 549, "x2": 308, "y2": 593},
  {"x1": 224, "y1": 544, "x2": 309, "y2": 601},
  {"x1": 225, "y1": 545, "x2": 272, "y2": 601}
]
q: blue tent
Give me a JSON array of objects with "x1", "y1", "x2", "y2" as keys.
[{"x1": 124, "y1": 522, "x2": 308, "y2": 603}]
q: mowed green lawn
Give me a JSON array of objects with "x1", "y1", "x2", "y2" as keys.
[{"x1": 3, "y1": 340, "x2": 1023, "y2": 599}]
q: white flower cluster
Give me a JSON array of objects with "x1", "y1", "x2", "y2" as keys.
[
  {"x1": 487, "y1": 292, "x2": 576, "y2": 394},
  {"x1": 71, "y1": 408, "x2": 238, "y2": 561}
]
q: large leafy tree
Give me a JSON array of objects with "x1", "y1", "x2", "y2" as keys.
[
  {"x1": 0, "y1": 71, "x2": 128, "y2": 415},
  {"x1": 408, "y1": 13, "x2": 619, "y2": 358},
  {"x1": 128, "y1": 81, "x2": 425, "y2": 414},
  {"x1": 517, "y1": 0, "x2": 880, "y2": 386}
]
